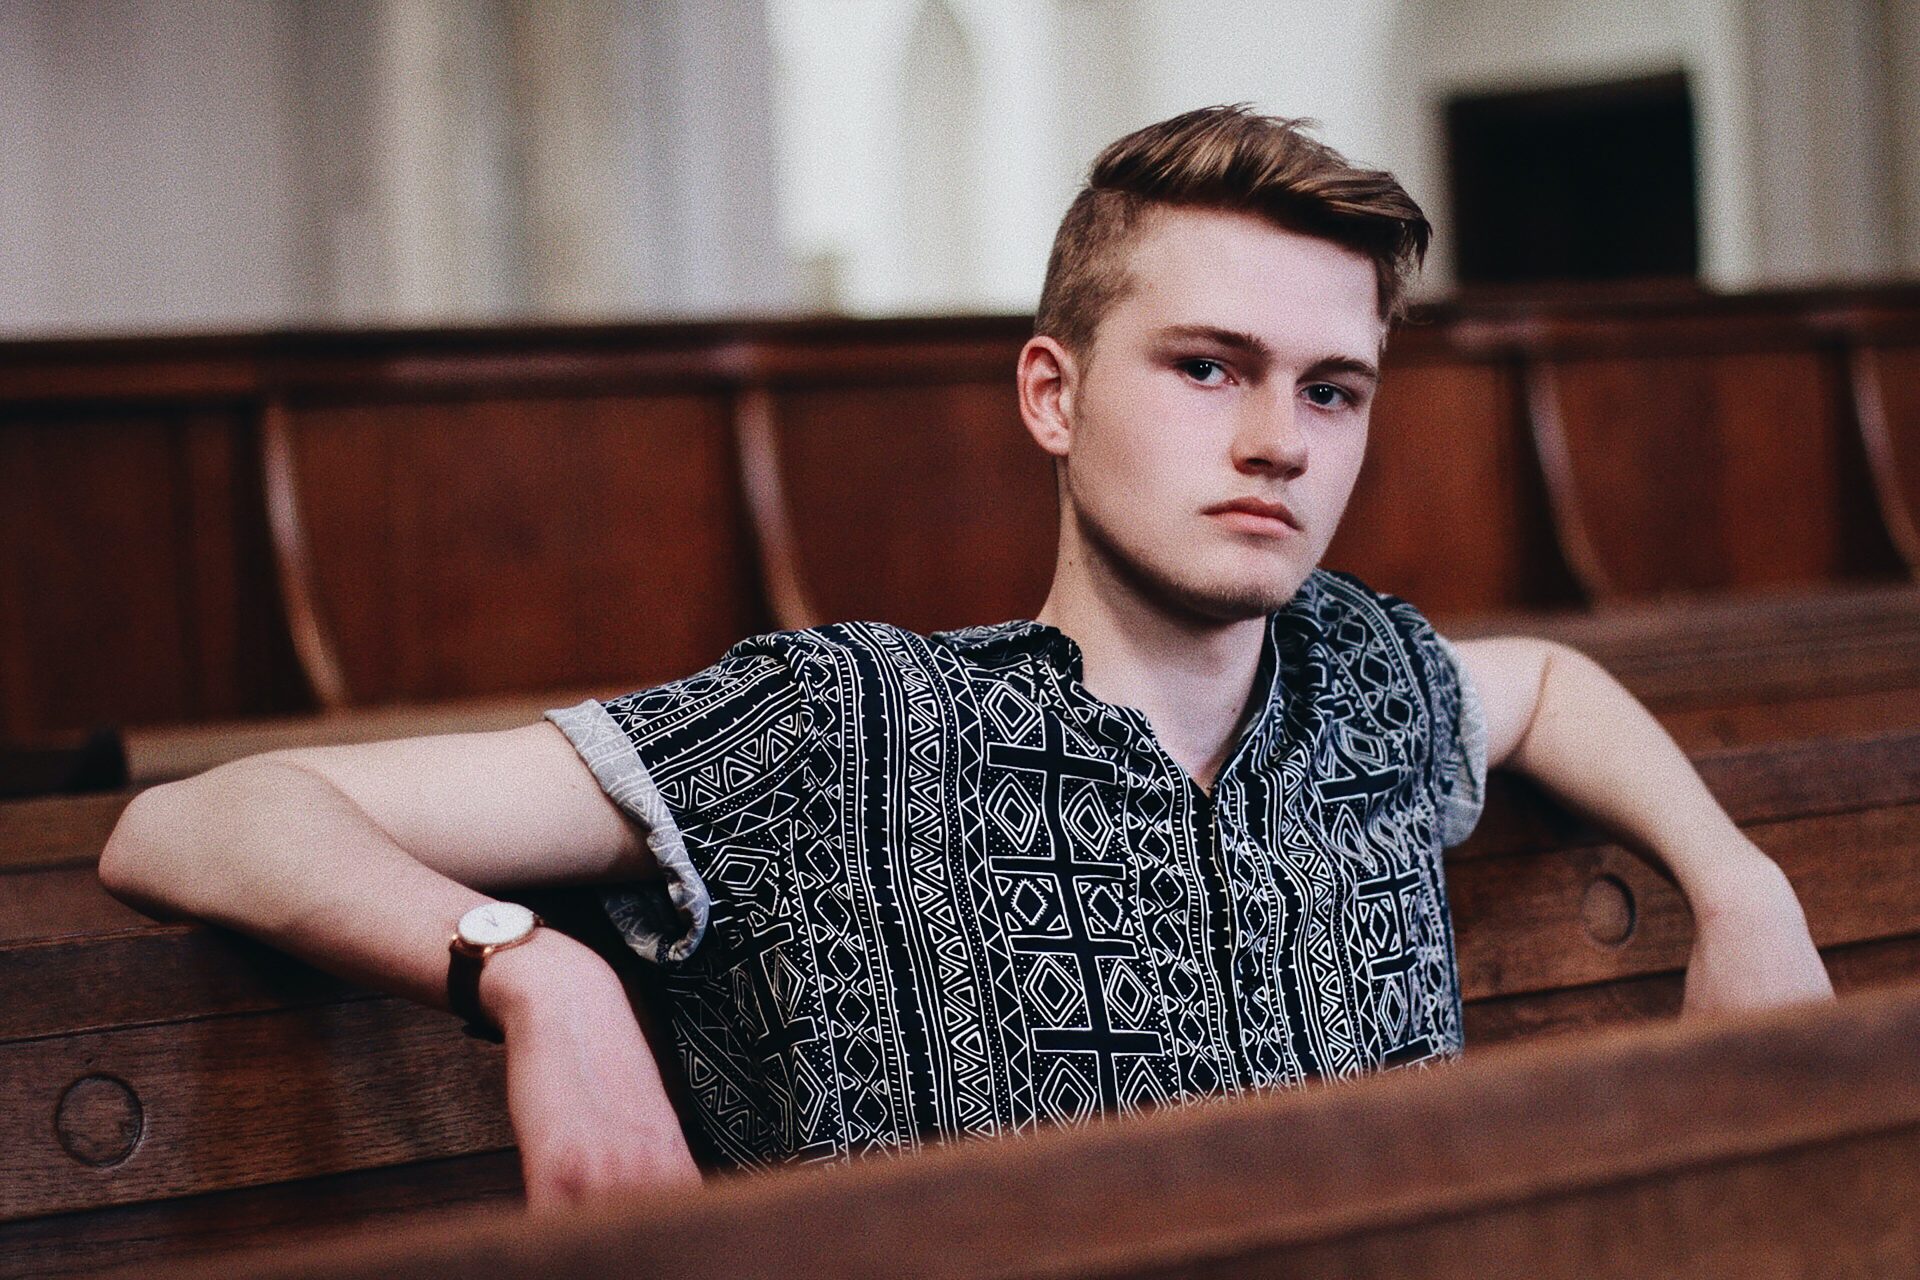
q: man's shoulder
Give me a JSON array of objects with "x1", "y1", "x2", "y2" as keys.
[{"x1": 1295, "y1": 569, "x2": 1464, "y2": 725}]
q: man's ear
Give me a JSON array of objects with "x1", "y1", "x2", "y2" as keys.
[{"x1": 1017, "y1": 335, "x2": 1077, "y2": 460}]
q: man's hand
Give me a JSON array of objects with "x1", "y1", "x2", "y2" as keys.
[
  {"x1": 1680, "y1": 844, "x2": 1834, "y2": 1015},
  {"x1": 488, "y1": 935, "x2": 702, "y2": 1211}
]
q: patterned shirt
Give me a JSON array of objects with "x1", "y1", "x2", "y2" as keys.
[{"x1": 547, "y1": 568, "x2": 1487, "y2": 1168}]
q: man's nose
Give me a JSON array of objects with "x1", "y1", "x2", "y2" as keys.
[{"x1": 1230, "y1": 394, "x2": 1309, "y2": 479}]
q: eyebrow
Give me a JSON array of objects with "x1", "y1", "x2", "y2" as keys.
[
  {"x1": 1303, "y1": 354, "x2": 1381, "y2": 385},
  {"x1": 1153, "y1": 324, "x2": 1380, "y2": 385}
]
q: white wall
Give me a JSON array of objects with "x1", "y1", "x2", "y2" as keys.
[
  {"x1": 2, "y1": 0, "x2": 1911, "y2": 336},
  {"x1": 767, "y1": 0, "x2": 1916, "y2": 309},
  {"x1": 1, "y1": 0, "x2": 789, "y2": 336},
  {"x1": 766, "y1": 0, "x2": 1079, "y2": 314},
  {"x1": 0, "y1": 1, "x2": 304, "y2": 335},
  {"x1": 1740, "y1": 0, "x2": 1914, "y2": 285},
  {"x1": 1891, "y1": 0, "x2": 1920, "y2": 276}
]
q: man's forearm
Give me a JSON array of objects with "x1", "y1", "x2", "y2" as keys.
[
  {"x1": 99, "y1": 733, "x2": 702, "y2": 1197},
  {"x1": 1495, "y1": 640, "x2": 1832, "y2": 1010},
  {"x1": 1505, "y1": 642, "x2": 1790, "y2": 914},
  {"x1": 99, "y1": 755, "x2": 609, "y2": 1022}
]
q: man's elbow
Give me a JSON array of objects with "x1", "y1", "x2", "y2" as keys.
[
  {"x1": 98, "y1": 759, "x2": 279, "y2": 919},
  {"x1": 98, "y1": 778, "x2": 205, "y2": 917}
]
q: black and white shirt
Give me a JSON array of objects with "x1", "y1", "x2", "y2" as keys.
[{"x1": 548, "y1": 568, "x2": 1487, "y2": 1168}]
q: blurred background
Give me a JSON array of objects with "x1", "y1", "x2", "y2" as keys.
[
  {"x1": 5, "y1": 0, "x2": 1916, "y2": 337},
  {"x1": 3, "y1": 0, "x2": 1919, "y2": 757}
]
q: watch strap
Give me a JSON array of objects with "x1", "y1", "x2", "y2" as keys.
[{"x1": 447, "y1": 944, "x2": 502, "y2": 1043}]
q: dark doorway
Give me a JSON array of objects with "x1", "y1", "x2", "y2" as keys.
[{"x1": 1447, "y1": 72, "x2": 1699, "y2": 286}]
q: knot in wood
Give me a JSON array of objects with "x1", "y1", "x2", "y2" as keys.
[
  {"x1": 55, "y1": 1074, "x2": 143, "y2": 1167},
  {"x1": 1581, "y1": 874, "x2": 1637, "y2": 947}
]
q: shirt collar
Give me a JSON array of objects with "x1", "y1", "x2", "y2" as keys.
[
  {"x1": 935, "y1": 617, "x2": 1087, "y2": 678},
  {"x1": 936, "y1": 574, "x2": 1330, "y2": 763}
]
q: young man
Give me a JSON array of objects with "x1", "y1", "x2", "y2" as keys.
[{"x1": 100, "y1": 106, "x2": 1832, "y2": 1206}]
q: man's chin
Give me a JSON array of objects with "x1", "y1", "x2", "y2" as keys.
[
  {"x1": 1152, "y1": 568, "x2": 1310, "y2": 623},
  {"x1": 1074, "y1": 515, "x2": 1312, "y2": 622}
]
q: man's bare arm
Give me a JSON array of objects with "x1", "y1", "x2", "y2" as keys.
[
  {"x1": 1452, "y1": 637, "x2": 1833, "y2": 1013},
  {"x1": 98, "y1": 722, "x2": 700, "y2": 1206}
]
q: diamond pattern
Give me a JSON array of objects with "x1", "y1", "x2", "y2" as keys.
[{"x1": 567, "y1": 571, "x2": 1472, "y2": 1168}]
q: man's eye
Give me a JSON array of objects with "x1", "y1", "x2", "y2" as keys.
[
  {"x1": 1303, "y1": 382, "x2": 1353, "y2": 409},
  {"x1": 1178, "y1": 359, "x2": 1228, "y2": 385}
]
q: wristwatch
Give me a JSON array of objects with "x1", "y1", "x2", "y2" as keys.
[{"x1": 447, "y1": 901, "x2": 543, "y2": 1042}]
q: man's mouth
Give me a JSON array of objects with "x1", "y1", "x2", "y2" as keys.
[{"x1": 1204, "y1": 497, "x2": 1303, "y2": 536}]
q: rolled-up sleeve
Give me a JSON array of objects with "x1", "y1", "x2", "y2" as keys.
[{"x1": 546, "y1": 644, "x2": 814, "y2": 964}]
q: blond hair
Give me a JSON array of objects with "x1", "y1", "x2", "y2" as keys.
[{"x1": 1035, "y1": 105, "x2": 1430, "y2": 355}]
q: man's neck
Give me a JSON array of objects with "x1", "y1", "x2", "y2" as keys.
[{"x1": 1035, "y1": 551, "x2": 1271, "y2": 794}]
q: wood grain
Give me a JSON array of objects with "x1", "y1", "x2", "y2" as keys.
[
  {"x1": 121, "y1": 688, "x2": 610, "y2": 784},
  {"x1": 1452, "y1": 803, "x2": 1920, "y2": 1000},
  {"x1": 1543, "y1": 347, "x2": 1903, "y2": 597},
  {"x1": 0, "y1": 405, "x2": 302, "y2": 738},
  {"x1": 1328, "y1": 357, "x2": 1582, "y2": 616},
  {"x1": 283, "y1": 391, "x2": 763, "y2": 706},
  {"x1": 1465, "y1": 931, "x2": 1920, "y2": 1046},
  {"x1": 1873, "y1": 344, "x2": 1920, "y2": 533},
  {"x1": 0, "y1": 1151, "x2": 520, "y2": 1280},
  {"x1": 773, "y1": 374, "x2": 1057, "y2": 633},
  {"x1": 82, "y1": 589, "x2": 1919, "y2": 786},
  {"x1": 168, "y1": 984, "x2": 1920, "y2": 1280},
  {"x1": 5, "y1": 294, "x2": 1920, "y2": 738},
  {"x1": 0, "y1": 927, "x2": 354, "y2": 1041},
  {"x1": 0, "y1": 997, "x2": 512, "y2": 1222},
  {"x1": 0, "y1": 791, "x2": 130, "y2": 871}
]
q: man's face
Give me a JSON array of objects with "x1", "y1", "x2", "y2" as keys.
[{"x1": 1038, "y1": 206, "x2": 1385, "y2": 622}]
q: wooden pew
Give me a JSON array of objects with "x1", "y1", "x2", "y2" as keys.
[
  {"x1": 119, "y1": 687, "x2": 615, "y2": 786},
  {"x1": 5, "y1": 287, "x2": 1918, "y2": 744},
  {"x1": 1451, "y1": 583, "x2": 1920, "y2": 749},
  {"x1": 1457, "y1": 726, "x2": 1920, "y2": 1042},
  {"x1": 0, "y1": 790, "x2": 521, "y2": 1280},
  {"x1": 173, "y1": 983, "x2": 1920, "y2": 1280},
  {"x1": 4, "y1": 722, "x2": 1917, "y2": 1275},
  {"x1": 86, "y1": 581, "x2": 1919, "y2": 788}
]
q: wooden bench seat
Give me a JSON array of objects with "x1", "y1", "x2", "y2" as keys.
[
  {"x1": 3, "y1": 723, "x2": 1917, "y2": 1274},
  {"x1": 1458, "y1": 726, "x2": 1920, "y2": 1041}
]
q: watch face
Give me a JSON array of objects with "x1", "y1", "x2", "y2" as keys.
[{"x1": 457, "y1": 901, "x2": 537, "y2": 948}]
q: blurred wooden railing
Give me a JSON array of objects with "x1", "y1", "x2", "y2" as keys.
[{"x1": 170, "y1": 985, "x2": 1920, "y2": 1279}]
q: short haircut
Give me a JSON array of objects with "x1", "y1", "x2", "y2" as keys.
[{"x1": 1035, "y1": 105, "x2": 1431, "y2": 356}]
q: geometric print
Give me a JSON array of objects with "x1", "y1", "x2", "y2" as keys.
[{"x1": 546, "y1": 568, "x2": 1487, "y2": 1169}]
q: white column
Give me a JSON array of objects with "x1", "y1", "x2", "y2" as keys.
[{"x1": 1738, "y1": 0, "x2": 1901, "y2": 283}]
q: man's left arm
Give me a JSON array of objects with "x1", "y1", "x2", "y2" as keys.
[{"x1": 1451, "y1": 636, "x2": 1834, "y2": 1014}]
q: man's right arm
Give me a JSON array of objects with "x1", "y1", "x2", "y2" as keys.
[{"x1": 98, "y1": 721, "x2": 701, "y2": 1207}]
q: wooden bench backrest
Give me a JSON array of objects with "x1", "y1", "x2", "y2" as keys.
[
  {"x1": 6, "y1": 290, "x2": 1920, "y2": 740},
  {"x1": 176, "y1": 982, "x2": 1920, "y2": 1280}
]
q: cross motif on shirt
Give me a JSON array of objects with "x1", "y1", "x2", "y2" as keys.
[
  {"x1": 988, "y1": 720, "x2": 1161, "y2": 1110},
  {"x1": 720, "y1": 918, "x2": 819, "y2": 1068},
  {"x1": 1356, "y1": 862, "x2": 1424, "y2": 978}
]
